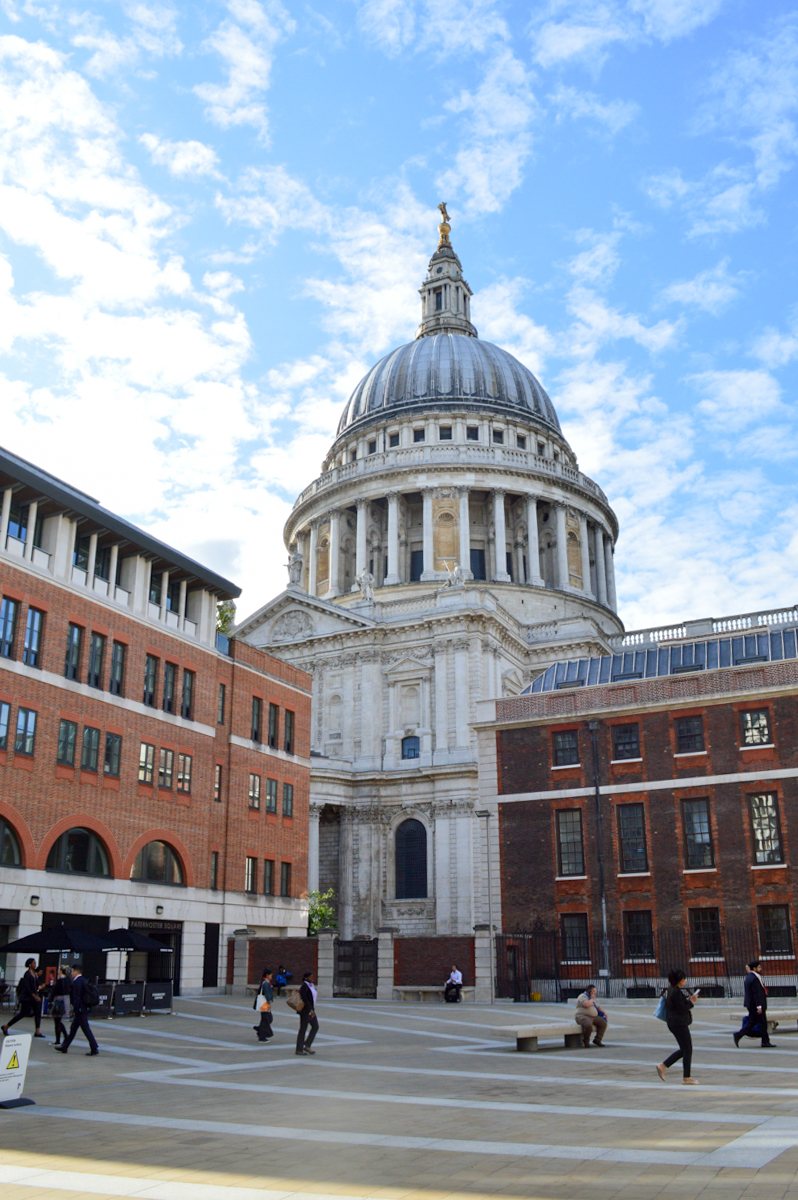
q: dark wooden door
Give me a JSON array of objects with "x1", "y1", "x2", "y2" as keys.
[{"x1": 334, "y1": 938, "x2": 377, "y2": 998}]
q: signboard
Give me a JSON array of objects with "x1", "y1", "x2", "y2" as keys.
[
  {"x1": 0, "y1": 1033, "x2": 33, "y2": 1108},
  {"x1": 113, "y1": 981, "x2": 144, "y2": 1015},
  {"x1": 93, "y1": 982, "x2": 114, "y2": 1018},
  {"x1": 144, "y1": 981, "x2": 173, "y2": 1011}
]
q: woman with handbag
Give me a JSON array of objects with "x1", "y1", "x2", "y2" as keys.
[
  {"x1": 656, "y1": 968, "x2": 700, "y2": 1085},
  {"x1": 293, "y1": 971, "x2": 319, "y2": 1056},
  {"x1": 50, "y1": 966, "x2": 71, "y2": 1047},
  {"x1": 252, "y1": 968, "x2": 274, "y2": 1043}
]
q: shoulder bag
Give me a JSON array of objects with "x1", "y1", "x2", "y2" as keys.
[{"x1": 286, "y1": 990, "x2": 304, "y2": 1013}]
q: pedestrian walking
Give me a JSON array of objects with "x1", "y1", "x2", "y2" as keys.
[
  {"x1": 295, "y1": 970, "x2": 319, "y2": 1056},
  {"x1": 50, "y1": 966, "x2": 71, "y2": 1047},
  {"x1": 575, "y1": 984, "x2": 608, "y2": 1046},
  {"x1": 444, "y1": 965, "x2": 463, "y2": 1003},
  {"x1": 2, "y1": 958, "x2": 46, "y2": 1039},
  {"x1": 253, "y1": 967, "x2": 275, "y2": 1043},
  {"x1": 656, "y1": 968, "x2": 700, "y2": 1085},
  {"x1": 734, "y1": 959, "x2": 775, "y2": 1048},
  {"x1": 53, "y1": 965, "x2": 99, "y2": 1056}
]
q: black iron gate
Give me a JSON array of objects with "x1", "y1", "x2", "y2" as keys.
[{"x1": 334, "y1": 938, "x2": 377, "y2": 998}]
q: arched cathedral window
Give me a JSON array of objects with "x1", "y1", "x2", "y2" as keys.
[
  {"x1": 395, "y1": 818, "x2": 427, "y2": 899},
  {"x1": 401, "y1": 735, "x2": 420, "y2": 759}
]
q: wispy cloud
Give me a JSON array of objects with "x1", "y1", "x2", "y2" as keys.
[
  {"x1": 548, "y1": 85, "x2": 638, "y2": 135},
  {"x1": 140, "y1": 134, "x2": 221, "y2": 178},
  {"x1": 688, "y1": 368, "x2": 784, "y2": 431},
  {"x1": 659, "y1": 258, "x2": 742, "y2": 314}
]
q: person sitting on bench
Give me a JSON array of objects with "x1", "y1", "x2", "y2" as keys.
[{"x1": 444, "y1": 965, "x2": 463, "y2": 1003}]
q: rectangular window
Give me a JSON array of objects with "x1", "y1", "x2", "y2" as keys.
[
  {"x1": 749, "y1": 792, "x2": 783, "y2": 864},
  {"x1": 618, "y1": 803, "x2": 648, "y2": 873},
  {"x1": 15, "y1": 707, "x2": 36, "y2": 756},
  {"x1": 143, "y1": 655, "x2": 158, "y2": 707},
  {"x1": 268, "y1": 702, "x2": 278, "y2": 749},
  {"x1": 176, "y1": 753, "x2": 192, "y2": 794},
  {"x1": 265, "y1": 777, "x2": 277, "y2": 813},
  {"x1": 149, "y1": 571, "x2": 162, "y2": 607},
  {"x1": 0, "y1": 597, "x2": 17, "y2": 659},
  {"x1": 162, "y1": 661, "x2": 176, "y2": 713},
  {"x1": 676, "y1": 715, "x2": 704, "y2": 753},
  {"x1": 245, "y1": 856, "x2": 257, "y2": 893},
  {"x1": 741, "y1": 709, "x2": 771, "y2": 746},
  {"x1": 64, "y1": 622, "x2": 82, "y2": 680},
  {"x1": 389, "y1": 432, "x2": 400, "y2": 448},
  {"x1": 553, "y1": 729, "x2": 579, "y2": 766},
  {"x1": 612, "y1": 723, "x2": 640, "y2": 760},
  {"x1": 8, "y1": 501, "x2": 28, "y2": 543},
  {"x1": 689, "y1": 907, "x2": 722, "y2": 957},
  {"x1": 110, "y1": 641, "x2": 126, "y2": 696},
  {"x1": 166, "y1": 579, "x2": 181, "y2": 613},
  {"x1": 682, "y1": 798, "x2": 714, "y2": 869},
  {"x1": 104, "y1": 732, "x2": 121, "y2": 777},
  {"x1": 492, "y1": 429, "x2": 504, "y2": 444},
  {"x1": 367, "y1": 439, "x2": 377, "y2": 455},
  {"x1": 413, "y1": 428, "x2": 425, "y2": 443},
  {"x1": 280, "y1": 861, "x2": 291, "y2": 897},
  {"x1": 759, "y1": 905, "x2": 792, "y2": 954},
  {"x1": 284, "y1": 709, "x2": 295, "y2": 754},
  {"x1": 138, "y1": 742, "x2": 155, "y2": 785},
  {"x1": 73, "y1": 533, "x2": 89, "y2": 570},
  {"x1": 57, "y1": 719, "x2": 77, "y2": 766},
  {"x1": 94, "y1": 544, "x2": 111, "y2": 582},
  {"x1": 210, "y1": 851, "x2": 219, "y2": 891},
  {"x1": 181, "y1": 670, "x2": 194, "y2": 720},
  {"x1": 434, "y1": 288, "x2": 442, "y2": 310},
  {"x1": 23, "y1": 608, "x2": 44, "y2": 668},
  {"x1": 556, "y1": 810, "x2": 584, "y2": 876},
  {"x1": 466, "y1": 426, "x2": 479, "y2": 441},
  {"x1": 214, "y1": 763, "x2": 222, "y2": 802},
  {"x1": 439, "y1": 426, "x2": 452, "y2": 440},
  {"x1": 251, "y1": 696, "x2": 262, "y2": 742},
  {"x1": 283, "y1": 782, "x2": 294, "y2": 817},
  {"x1": 516, "y1": 435, "x2": 526, "y2": 450},
  {"x1": 248, "y1": 773, "x2": 261, "y2": 809},
  {"x1": 159, "y1": 748, "x2": 174, "y2": 789},
  {"x1": 0, "y1": 701, "x2": 8, "y2": 751},
  {"x1": 624, "y1": 911, "x2": 654, "y2": 959},
  {"x1": 87, "y1": 632, "x2": 105, "y2": 689},
  {"x1": 561, "y1": 913, "x2": 589, "y2": 961},
  {"x1": 264, "y1": 859, "x2": 274, "y2": 896},
  {"x1": 81, "y1": 725, "x2": 100, "y2": 772},
  {"x1": 217, "y1": 683, "x2": 226, "y2": 724}
]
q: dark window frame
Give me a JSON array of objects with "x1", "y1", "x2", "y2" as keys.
[
  {"x1": 176, "y1": 753, "x2": 192, "y2": 794},
  {"x1": 280, "y1": 860, "x2": 291, "y2": 897},
  {"x1": 283, "y1": 782, "x2": 293, "y2": 817},
  {"x1": 214, "y1": 763, "x2": 222, "y2": 802},
  {"x1": 401, "y1": 735, "x2": 420, "y2": 760},
  {"x1": 210, "y1": 851, "x2": 219, "y2": 891},
  {"x1": 623, "y1": 910, "x2": 654, "y2": 959},
  {"x1": 181, "y1": 670, "x2": 194, "y2": 721},
  {"x1": 552, "y1": 729, "x2": 579, "y2": 767},
  {"x1": 162, "y1": 661, "x2": 176, "y2": 713},
  {"x1": 561, "y1": 913, "x2": 590, "y2": 961},
  {"x1": 57, "y1": 718, "x2": 77, "y2": 766},
  {"x1": 138, "y1": 742, "x2": 155, "y2": 785},
  {"x1": 131, "y1": 840, "x2": 184, "y2": 886},
  {"x1": 263, "y1": 858, "x2": 274, "y2": 896},
  {"x1": 682, "y1": 797, "x2": 715, "y2": 869},
  {"x1": 555, "y1": 809, "x2": 585, "y2": 876},
  {"x1": 612, "y1": 723, "x2": 640, "y2": 760},
  {"x1": 675, "y1": 715, "x2": 705, "y2": 754},
  {"x1": 104, "y1": 732, "x2": 122, "y2": 777},
  {"x1": 81, "y1": 725, "x2": 100, "y2": 772},
  {"x1": 0, "y1": 701, "x2": 8, "y2": 751},
  {"x1": 245, "y1": 856, "x2": 257, "y2": 893},
  {"x1": 251, "y1": 696, "x2": 262, "y2": 743},
  {"x1": 64, "y1": 622, "x2": 82, "y2": 681},
  {"x1": 758, "y1": 905, "x2": 793, "y2": 955},
  {"x1": 268, "y1": 702, "x2": 278, "y2": 749},
  {"x1": 284, "y1": 709, "x2": 295, "y2": 754},
  {"x1": 217, "y1": 682, "x2": 226, "y2": 724},
  {"x1": 159, "y1": 747, "x2": 174, "y2": 789},
  {"x1": 617, "y1": 803, "x2": 649, "y2": 873},
  {"x1": 46, "y1": 827, "x2": 111, "y2": 878},
  {"x1": 740, "y1": 709, "x2": 771, "y2": 746},
  {"x1": 395, "y1": 818, "x2": 427, "y2": 899},
  {"x1": 265, "y1": 777, "x2": 277, "y2": 813},
  {"x1": 14, "y1": 707, "x2": 36, "y2": 756},
  {"x1": 22, "y1": 608, "x2": 44, "y2": 668},
  {"x1": 109, "y1": 641, "x2": 126, "y2": 696},
  {"x1": 87, "y1": 631, "x2": 105, "y2": 690},
  {"x1": 143, "y1": 655, "x2": 158, "y2": 707},
  {"x1": 749, "y1": 792, "x2": 784, "y2": 865},
  {"x1": 248, "y1": 773, "x2": 261, "y2": 809},
  {"x1": 0, "y1": 597, "x2": 17, "y2": 659},
  {"x1": 689, "y1": 907, "x2": 722, "y2": 957}
]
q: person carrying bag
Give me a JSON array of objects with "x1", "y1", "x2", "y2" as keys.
[
  {"x1": 252, "y1": 968, "x2": 274, "y2": 1043},
  {"x1": 294, "y1": 971, "x2": 319, "y2": 1056}
]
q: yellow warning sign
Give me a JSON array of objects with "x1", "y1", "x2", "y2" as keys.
[{"x1": 5, "y1": 1051, "x2": 19, "y2": 1070}]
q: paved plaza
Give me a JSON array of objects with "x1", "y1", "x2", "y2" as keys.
[{"x1": 1, "y1": 994, "x2": 798, "y2": 1200}]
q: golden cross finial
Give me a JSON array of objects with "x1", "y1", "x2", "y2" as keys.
[{"x1": 437, "y1": 201, "x2": 451, "y2": 247}]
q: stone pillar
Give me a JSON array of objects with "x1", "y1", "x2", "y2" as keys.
[
  {"x1": 595, "y1": 525, "x2": 608, "y2": 606},
  {"x1": 473, "y1": 924, "x2": 493, "y2": 1005},
  {"x1": 579, "y1": 513, "x2": 593, "y2": 597},
  {"x1": 433, "y1": 641, "x2": 448, "y2": 761},
  {"x1": 513, "y1": 536, "x2": 524, "y2": 584},
  {"x1": 458, "y1": 486, "x2": 473, "y2": 578},
  {"x1": 23, "y1": 500, "x2": 38, "y2": 562},
  {"x1": 338, "y1": 807, "x2": 354, "y2": 939},
  {"x1": 308, "y1": 803, "x2": 321, "y2": 893},
  {"x1": 316, "y1": 930, "x2": 336, "y2": 1000},
  {"x1": 355, "y1": 498, "x2": 368, "y2": 584},
  {"x1": 308, "y1": 521, "x2": 319, "y2": 596},
  {"x1": 385, "y1": 492, "x2": 401, "y2": 585},
  {"x1": 0, "y1": 486, "x2": 12, "y2": 549},
  {"x1": 377, "y1": 927, "x2": 398, "y2": 1001},
  {"x1": 231, "y1": 932, "x2": 251, "y2": 996},
  {"x1": 526, "y1": 495, "x2": 544, "y2": 585},
  {"x1": 178, "y1": 578, "x2": 187, "y2": 630},
  {"x1": 86, "y1": 530, "x2": 98, "y2": 581},
  {"x1": 555, "y1": 504, "x2": 569, "y2": 590},
  {"x1": 159, "y1": 568, "x2": 170, "y2": 622},
  {"x1": 328, "y1": 510, "x2": 341, "y2": 596},
  {"x1": 454, "y1": 638, "x2": 469, "y2": 749},
  {"x1": 605, "y1": 537, "x2": 617, "y2": 610},
  {"x1": 492, "y1": 490, "x2": 511, "y2": 581},
  {"x1": 421, "y1": 488, "x2": 435, "y2": 579},
  {"x1": 109, "y1": 543, "x2": 119, "y2": 596}
]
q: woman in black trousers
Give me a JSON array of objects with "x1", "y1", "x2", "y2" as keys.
[
  {"x1": 50, "y1": 966, "x2": 71, "y2": 1047},
  {"x1": 295, "y1": 971, "x2": 319, "y2": 1056},
  {"x1": 657, "y1": 968, "x2": 700, "y2": 1085}
]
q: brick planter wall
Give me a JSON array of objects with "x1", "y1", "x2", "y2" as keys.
[
  {"x1": 394, "y1": 936, "x2": 475, "y2": 986},
  {"x1": 247, "y1": 936, "x2": 318, "y2": 986}
]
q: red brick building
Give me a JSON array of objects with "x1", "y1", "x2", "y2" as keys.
[
  {"x1": 0, "y1": 445, "x2": 311, "y2": 994},
  {"x1": 475, "y1": 609, "x2": 798, "y2": 999}
]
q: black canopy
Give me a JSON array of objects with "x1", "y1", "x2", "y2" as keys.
[{"x1": 0, "y1": 926, "x2": 109, "y2": 955}]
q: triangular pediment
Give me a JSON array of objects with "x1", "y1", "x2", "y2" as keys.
[
  {"x1": 382, "y1": 653, "x2": 432, "y2": 678},
  {"x1": 234, "y1": 589, "x2": 377, "y2": 649}
]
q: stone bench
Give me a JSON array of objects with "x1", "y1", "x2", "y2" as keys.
[
  {"x1": 393, "y1": 985, "x2": 475, "y2": 1003},
  {"x1": 494, "y1": 1022, "x2": 584, "y2": 1052},
  {"x1": 728, "y1": 1009, "x2": 798, "y2": 1034}
]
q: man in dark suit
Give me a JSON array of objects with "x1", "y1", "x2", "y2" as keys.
[
  {"x1": 2, "y1": 958, "x2": 46, "y2": 1039},
  {"x1": 54, "y1": 965, "x2": 99, "y2": 1056},
  {"x1": 734, "y1": 959, "x2": 775, "y2": 1048},
  {"x1": 295, "y1": 971, "x2": 319, "y2": 1056}
]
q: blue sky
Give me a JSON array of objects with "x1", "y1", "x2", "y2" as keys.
[{"x1": 1, "y1": 0, "x2": 797, "y2": 630}]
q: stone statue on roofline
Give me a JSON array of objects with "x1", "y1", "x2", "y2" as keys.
[
  {"x1": 356, "y1": 570, "x2": 375, "y2": 602},
  {"x1": 287, "y1": 547, "x2": 304, "y2": 587},
  {"x1": 443, "y1": 561, "x2": 464, "y2": 588}
]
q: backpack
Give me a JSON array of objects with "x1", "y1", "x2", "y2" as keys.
[{"x1": 81, "y1": 979, "x2": 100, "y2": 1009}]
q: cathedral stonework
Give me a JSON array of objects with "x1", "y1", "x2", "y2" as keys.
[{"x1": 236, "y1": 212, "x2": 624, "y2": 937}]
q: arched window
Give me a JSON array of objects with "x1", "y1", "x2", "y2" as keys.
[
  {"x1": 131, "y1": 841, "x2": 184, "y2": 886},
  {"x1": 0, "y1": 818, "x2": 22, "y2": 867},
  {"x1": 46, "y1": 828, "x2": 110, "y2": 877},
  {"x1": 401, "y1": 735, "x2": 420, "y2": 760},
  {"x1": 395, "y1": 818, "x2": 427, "y2": 899}
]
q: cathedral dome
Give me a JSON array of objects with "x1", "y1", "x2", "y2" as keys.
[{"x1": 337, "y1": 332, "x2": 561, "y2": 436}]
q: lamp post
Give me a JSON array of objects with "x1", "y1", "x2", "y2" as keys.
[
  {"x1": 476, "y1": 809, "x2": 494, "y2": 1005},
  {"x1": 587, "y1": 720, "x2": 610, "y2": 991}
]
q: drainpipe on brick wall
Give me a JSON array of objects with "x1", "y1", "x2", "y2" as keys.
[{"x1": 588, "y1": 720, "x2": 610, "y2": 994}]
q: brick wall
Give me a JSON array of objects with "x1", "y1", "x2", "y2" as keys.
[
  {"x1": 393, "y1": 936, "x2": 475, "y2": 985},
  {"x1": 246, "y1": 937, "x2": 318, "y2": 985}
]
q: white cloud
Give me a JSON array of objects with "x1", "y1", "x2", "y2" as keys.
[
  {"x1": 567, "y1": 230, "x2": 622, "y2": 285},
  {"x1": 70, "y1": 3, "x2": 182, "y2": 78},
  {"x1": 645, "y1": 165, "x2": 765, "y2": 237},
  {"x1": 194, "y1": 0, "x2": 295, "y2": 141},
  {"x1": 356, "y1": 0, "x2": 416, "y2": 54},
  {"x1": 566, "y1": 287, "x2": 680, "y2": 357},
  {"x1": 659, "y1": 259, "x2": 742, "y2": 314},
  {"x1": 140, "y1": 133, "x2": 220, "y2": 178},
  {"x1": 751, "y1": 323, "x2": 798, "y2": 369},
  {"x1": 549, "y1": 85, "x2": 638, "y2": 135},
  {"x1": 688, "y1": 368, "x2": 784, "y2": 431},
  {"x1": 475, "y1": 278, "x2": 555, "y2": 376}
]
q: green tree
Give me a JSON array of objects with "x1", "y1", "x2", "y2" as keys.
[
  {"x1": 216, "y1": 599, "x2": 236, "y2": 636},
  {"x1": 307, "y1": 887, "x2": 337, "y2": 935}
]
